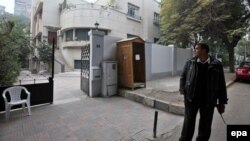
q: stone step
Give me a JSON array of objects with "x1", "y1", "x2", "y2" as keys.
[
  {"x1": 55, "y1": 49, "x2": 73, "y2": 72},
  {"x1": 118, "y1": 89, "x2": 185, "y2": 116}
]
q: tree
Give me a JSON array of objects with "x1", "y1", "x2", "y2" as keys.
[
  {"x1": 160, "y1": 0, "x2": 250, "y2": 72},
  {"x1": 235, "y1": 37, "x2": 250, "y2": 57},
  {"x1": 37, "y1": 41, "x2": 52, "y2": 64},
  {"x1": 0, "y1": 14, "x2": 31, "y2": 86}
]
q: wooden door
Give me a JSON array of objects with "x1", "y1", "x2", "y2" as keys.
[
  {"x1": 117, "y1": 44, "x2": 134, "y2": 88},
  {"x1": 133, "y1": 43, "x2": 145, "y2": 83},
  {"x1": 48, "y1": 31, "x2": 57, "y2": 46}
]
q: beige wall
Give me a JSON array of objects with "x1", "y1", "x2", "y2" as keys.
[{"x1": 61, "y1": 48, "x2": 82, "y2": 68}]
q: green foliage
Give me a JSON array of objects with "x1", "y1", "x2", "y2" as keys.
[
  {"x1": 0, "y1": 14, "x2": 31, "y2": 86},
  {"x1": 160, "y1": 0, "x2": 250, "y2": 72},
  {"x1": 37, "y1": 41, "x2": 52, "y2": 63},
  {"x1": 235, "y1": 38, "x2": 250, "y2": 56},
  {"x1": 0, "y1": 35, "x2": 21, "y2": 86},
  {"x1": 160, "y1": 0, "x2": 249, "y2": 46}
]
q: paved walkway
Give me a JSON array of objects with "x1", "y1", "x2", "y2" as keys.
[
  {"x1": 0, "y1": 72, "x2": 184, "y2": 141},
  {"x1": 0, "y1": 70, "x2": 237, "y2": 141},
  {"x1": 157, "y1": 81, "x2": 250, "y2": 141},
  {"x1": 0, "y1": 97, "x2": 183, "y2": 141},
  {"x1": 119, "y1": 72, "x2": 236, "y2": 115}
]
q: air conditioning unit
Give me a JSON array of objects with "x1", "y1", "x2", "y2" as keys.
[{"x1": 57, "y1": 30, "x2": 62, "y2": 36}]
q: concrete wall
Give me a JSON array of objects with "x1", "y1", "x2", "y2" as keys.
[
  {"x1": 146, "y1": 44, "x2": 192, "y2": 80},
  {"x1": 60, "y1": 48, "x2": 82, "y2": 69},
  {"x1": 95, "y1": 0, "x2": 161, "y2": 42},
  {"x1": 54, "y1": 60, "x2": 62, "y2": 74},
  {"x1": 60, "y1": 0, "x2": 160, "y2": 42},
  {"x1": 145, "y1": 42, "x2": 152, "y2": 81},
  {"x1": 60, "y1": 4, "x2": 143, "y2": 39},
  {"x1": 142, "y1": 0, "x2": 160, "y2": 42},
  {"x1": 176, "y1": 48, "x2": 192, "y2": 73},
  {"x1": 103, "y1": 36, "x2": 122, "y2": 61},
  {"x1": 95, "y1": 34, "x2": 192, "y2": 81},
  {"x1": 42, "y1": 0, "x2": 63, "y2": 28}
]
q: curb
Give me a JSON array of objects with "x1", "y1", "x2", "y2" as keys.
[
  {"x1": 118, "y1": 90, "x2": 185, "y2": 116},
  {"x1": 118, "y1": 79, "x2": 235, "y2": 116},
  {"x1": 226, "y1": 80, "x2": 235, "y2": 87}
]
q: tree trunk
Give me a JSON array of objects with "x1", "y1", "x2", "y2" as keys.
[{"x1": 228, "y1": 46, "x2": 235, "y2": 73}]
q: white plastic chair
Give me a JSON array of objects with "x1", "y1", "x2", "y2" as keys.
[{"x1": 2, "y1": 86, "x2": 31, "y2": 121}]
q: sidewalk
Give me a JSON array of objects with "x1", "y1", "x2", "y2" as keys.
[
  {"x1": 119, "y1": 72, "x2": 236, "y2": 115},
  {"x1": 0, "y1": 72, "x2": 184, "y2": 141},
  {"x1": 118, "y1": 72, "x2": 236, "y2": 140}
]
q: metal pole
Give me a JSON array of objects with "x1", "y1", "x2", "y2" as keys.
[
  {"x1": 49, "y1": 38, "x2": 55, "y2": 104},
  {"x1": 245, "y1": 44, "x2": 247, "y2": 61},
  {"x1": 52, "y1": 38, "x2": 55, "y2": 79},
  {"x1": 80, "y1": 47, "x2": 83, "y2": 90},
  {"x1": 153, "y1": 111, "x2": 158, "y2": 138}
]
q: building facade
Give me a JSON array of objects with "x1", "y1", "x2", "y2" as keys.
[
  {"x1": 0, "y1": 5, "x2": 5, "y2": 15},
  {"x1": 31, "y1": 0, "x2": 161, "y2": 70},
  {"x1": 14, "y1": 0, "x2": 32, "y2": 18}
]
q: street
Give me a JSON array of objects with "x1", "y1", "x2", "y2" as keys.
[{"x1": 210, "y1": 82, "x2": 250, "y2": 141}]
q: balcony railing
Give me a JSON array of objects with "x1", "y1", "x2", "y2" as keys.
[
  {"x1": 126, "y1": 12, "x2": 142, "y2": 22},
  {"x1": 153, "y1": 19, "x2": 160, "y2": 26}
]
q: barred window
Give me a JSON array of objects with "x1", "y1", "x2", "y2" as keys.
[
  {"x1": 127, "y1": 3, "x2": 140, "y2": 19},
  {"x1": 154, "y1": 12, "x2": 160, "y2": 25}
]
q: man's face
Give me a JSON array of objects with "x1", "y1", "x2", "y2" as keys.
[{"x1": 195, "y1": 45, "x2": 204, "y2": 58}]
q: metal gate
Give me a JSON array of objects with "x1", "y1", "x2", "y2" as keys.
[{"x1": 80, "y1": 44, "x2": 90, "y2": 96}]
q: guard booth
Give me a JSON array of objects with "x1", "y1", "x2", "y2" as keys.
[{"x1": 116, "y1": 37, "x2": 146, "y2": 90}]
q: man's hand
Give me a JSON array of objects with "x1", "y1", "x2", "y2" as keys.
[{"x1": 217, "y1": 104, "x2": 225, "y2": 114}]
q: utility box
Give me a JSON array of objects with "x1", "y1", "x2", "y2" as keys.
[{"x1": 102, "y1": 61, "x2": 117, "y2": 97}]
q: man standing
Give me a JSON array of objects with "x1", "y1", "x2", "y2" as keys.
[{"x1": 179, "y1": 43, "x2": 228, "y2": 141}]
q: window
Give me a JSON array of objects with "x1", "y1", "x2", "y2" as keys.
[
  {"x1": 65, "y1": 29, "x2": 73, "y2": 41},
  {"x1": 154, "y1": 12, "x2": 160, "y2": 25},
  {"x1": 74, "y1": 60, "x2": 81, "y2": 69},
  {"x1": 75, "y1": 29, "x2": 89, "y2": 41},
  {"x1": 127, "y1": 3, "x2": 140, "y2": 19}
]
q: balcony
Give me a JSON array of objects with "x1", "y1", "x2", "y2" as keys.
[
  {"x1": 153, "y1": 19, "x2": 160, "y2": 26},
  {"x1": 60, "y1": 4, "x2": 112, "y2": 31},
  {"x1": 61, "y1": 40, "x2": 89, "y2": 49},
  {"x1": 126, "y1": 13, "x2": 142, "y2": 22}
]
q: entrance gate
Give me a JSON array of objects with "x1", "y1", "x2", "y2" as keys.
[{"x1": 80, "y1": 44, "x2": 90, "y2": 96}]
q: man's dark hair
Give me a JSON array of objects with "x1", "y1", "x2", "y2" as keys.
[{"x1": 196, "y1": 43, "x2": 210, "y2": 53}]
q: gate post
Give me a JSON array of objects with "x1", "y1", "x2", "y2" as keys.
[{"x1": 88, "y1": 30, "x2": 105, "y2": 97}]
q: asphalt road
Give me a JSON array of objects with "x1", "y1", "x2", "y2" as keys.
[{"x1": 210, "y1": 81, "x2": 250, "y2": 141}]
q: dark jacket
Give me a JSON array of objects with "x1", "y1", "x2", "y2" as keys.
[{"x1": 179, "y1": 56, "x2": 228, "y2": 106}]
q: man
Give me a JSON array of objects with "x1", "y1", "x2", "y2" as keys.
[{"x1": 179, "y1": 43, "x2": 228, "y2": 141}]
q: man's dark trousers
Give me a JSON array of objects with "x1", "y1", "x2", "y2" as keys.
[{"x1": 179, "y1": 101, "x2": 215, "y2": 141}]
